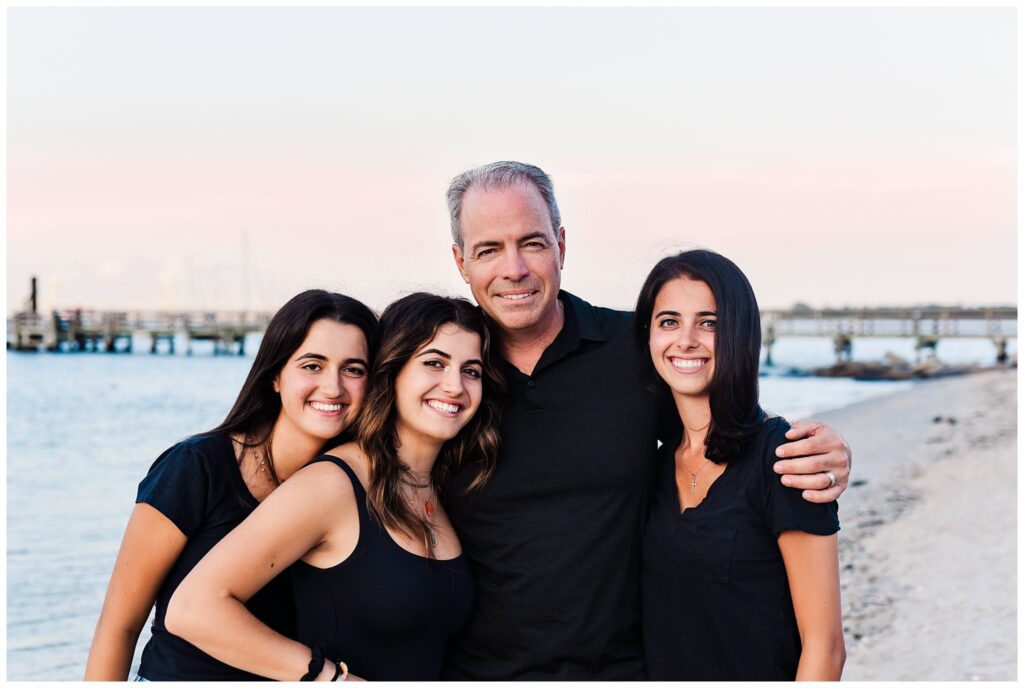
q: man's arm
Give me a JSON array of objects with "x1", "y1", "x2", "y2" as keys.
[{"x1": 772, "y1": 420, "x2": 851, "y2": 504}]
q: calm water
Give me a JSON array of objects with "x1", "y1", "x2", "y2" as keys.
[{"x1": 6, "y1": 335, "x2": 1008, "y2": 679}]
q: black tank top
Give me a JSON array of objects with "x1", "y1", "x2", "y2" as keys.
[{"x1": 290, "y1": 455, "x2": 475, "y2": 680}]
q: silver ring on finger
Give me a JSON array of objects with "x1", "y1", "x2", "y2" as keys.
[{"x1": 825, "y1": 471, "x2": 837, "y2": 489}]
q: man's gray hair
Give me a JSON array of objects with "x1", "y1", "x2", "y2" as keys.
[{"x1": 446, "y1": 161, "x2": 562, "y2": 247}]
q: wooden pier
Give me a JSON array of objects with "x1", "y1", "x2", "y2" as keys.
[
  {"x1": 761, "y1": 306, "x2": 1017, "y2": 364},
  {"x1": 8, "y1": 299, "x2": 1018, "y2": 364},
  {"x1": 8, "y1": 309, "x2": 273, "y2": 355}
]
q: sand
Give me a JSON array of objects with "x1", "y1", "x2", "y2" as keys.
[{"x1": 814, "y1": 369, "x2": 1017, "y2": 680}]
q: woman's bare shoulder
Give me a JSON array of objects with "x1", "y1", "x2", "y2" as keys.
[
  {"x1": 278, "y1": 456, "x2": 361, "y2": 508},
  {"x1": 322, "y1": 442, "x2": 371, "y2": 485}
]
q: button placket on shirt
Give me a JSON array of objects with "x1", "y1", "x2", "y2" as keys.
[{"x1": 524, "y1": 375, "x2": 545, "y2": 412}]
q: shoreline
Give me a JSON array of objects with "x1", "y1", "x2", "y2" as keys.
[{"x1": 815, "y1": 368, "x2": 1017, "y2": 680}]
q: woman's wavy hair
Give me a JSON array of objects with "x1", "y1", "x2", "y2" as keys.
[
  {"x1": 634, "y1": 249, "x2": 764, "y2": 464},
  {"x1": 357, "y1": 292, "x2": 505, "y2": 557},
  {"x1": 207, "y1": 289, "x2": 379, "y2": 483}
]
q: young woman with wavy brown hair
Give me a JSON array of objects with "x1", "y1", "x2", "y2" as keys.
[
  {"x1": 355, "y1": 294, "x2": 503, "y2": 554},
  {"x1": 165, "y1": 292, "x2": 504, "y2": 681}
]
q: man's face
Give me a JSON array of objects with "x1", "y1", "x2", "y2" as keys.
[{"x1": 452, "y1": 182, "x2": 565, "y2": 335}]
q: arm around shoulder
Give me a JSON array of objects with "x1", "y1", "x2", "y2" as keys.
[
  {"x1": 166, "y1": 460, "x2": 357, "y2": 680},
  {"x1": 773, "y1": 419, "x2": 852, "y2": 503}
]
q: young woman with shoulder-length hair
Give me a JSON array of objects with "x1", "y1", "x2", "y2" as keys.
[
  {"x1": 635, "y1": 250, "x2": 845, "y2": 681},
  {"x1": 166, "y1": 292, "x2": 505, "y2": 681},
  {"x1": 85, "y1": 290, "x2": 378, "y2": 681}
]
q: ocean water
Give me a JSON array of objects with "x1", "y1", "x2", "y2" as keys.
[
  {"x1": 5, "y1": 335, "x2": 1007, "y2": 679},
  {"x1": 7, "y1": 350, "x2": 254, "y2": 680}
]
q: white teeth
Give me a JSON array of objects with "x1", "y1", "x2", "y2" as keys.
[
  {"x1": 427, "y1": 400, "x2": 460, "y2": 415},
  {"x1": 671, "y1": 358, "x2": 706, "y2": 370},
  {"x1": 310, "y1": 401, "x2": 342, "y2": 412},
  {"x1": 500, "y1": 293, "x2": 533, "y2": 300}
]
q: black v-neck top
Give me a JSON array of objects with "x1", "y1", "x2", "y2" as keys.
[
  {"x1": 641, "y1": 416, "x2": 840, "y2": 680},
  {"x1": 290, "y1": 455, "x2": 475, "y2": 681}
]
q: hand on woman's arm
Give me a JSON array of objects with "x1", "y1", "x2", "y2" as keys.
[
  {"x1": 165, "y1": 462, "x2": 357, "y2": 681},
  {"x1": 778, "y1": 530, "x2": 845, "y2": 681},
  {"x1": 773, "y1": 420, "x2": 852, "y2": 503},
  {"x1": 85, "y1": 504, "x2": 187, "y2": 680}
]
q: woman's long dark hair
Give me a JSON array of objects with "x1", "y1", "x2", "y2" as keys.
[
  {"x1": 634, "y1": 249, "x2": 764, "y2": 463},
  {"x1": 207, "y1": 289, "x2": 379, "y2": 483},
  {"x1": 357, "y1": 292, "x2": 505, "y2": 558}
]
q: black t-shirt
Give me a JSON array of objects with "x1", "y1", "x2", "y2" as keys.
[
  {"x1": 641, "y1": 416, "x2": 840, "y2": 680},
  {"x1": 443, "y1": 292, "x2": 667, "y2": 680},
  {"x1": 135, "y1": 434, "x2": 297, "y2": 681}
]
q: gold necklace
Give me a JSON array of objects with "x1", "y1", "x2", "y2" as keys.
[
  {"x1": 254, "y1": 447, "x2": 276, "y2": 482},
  {"x1": 677, "y1": 449, "x2": 710, "y2": 492},
  {"x1": 677, "y1": 420, "x2": 712, "y2": 492}
]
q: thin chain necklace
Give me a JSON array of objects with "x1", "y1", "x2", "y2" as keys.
[
  {"x1": 400, "y1": 474, "x2": 432, "y2": 489},
  {"x1": 400, "y1": 466, "x2": 438, "y2": 550},
  {"x1": 394, "y1": 483, "x2": 439, "y2": 549},
  {"x1": 254, "y1": 446, "x2": 277, "y2": 484},
  {"x1": 676, "y1": 447, "x2": 710, "y2": 493},
  {"x1": 401, "y1": 475, "x2": 437, "y2": 519},
  {"x1": 677, "y1": 419, "x2": 712, "y2": 492}
]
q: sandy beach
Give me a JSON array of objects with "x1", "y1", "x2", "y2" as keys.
[{"x1": 814, "y1": 369, "x2": 1017, "y2": 680}]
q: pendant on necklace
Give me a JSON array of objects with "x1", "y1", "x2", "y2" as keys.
[
  {"x1": 689, "y1": 474, "x2": 698, "y2": 492},
  {"x1": 424, "y1": 501, "x2": 436, "y2": 519}
]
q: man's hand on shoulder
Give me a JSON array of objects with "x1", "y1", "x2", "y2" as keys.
[{"x1": 772, "y1": 420, "x2": 851, "y2": 504}]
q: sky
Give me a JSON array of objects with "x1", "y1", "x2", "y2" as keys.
[{"x1": 6, "y1": 7, "x2": 1017, "y2": 314}]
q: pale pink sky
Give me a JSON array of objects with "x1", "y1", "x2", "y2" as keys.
[{"x1": 7, "y1": 8, "x2": 1016, "y2": 313}]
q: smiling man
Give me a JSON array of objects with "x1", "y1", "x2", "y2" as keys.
[
  {"x1": 441, "y1": 161, "x2": 851, "y2": 680},
  {"x1": 452, "y1": 172, "x2": 566, "y2": 372}
]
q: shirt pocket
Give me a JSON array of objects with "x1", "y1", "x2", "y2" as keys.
[{"x1": 670, "y1": 521, "x2": 736, "y2": 583}]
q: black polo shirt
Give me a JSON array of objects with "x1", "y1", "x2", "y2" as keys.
[{"x1": 443, "y1": 291, "x2": 666, "y2": 680}]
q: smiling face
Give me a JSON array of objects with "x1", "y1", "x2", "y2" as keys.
[
  {"x1": 452, "y1": 182, "x2": 565, "y2": 339},
  {"x1": 393, "y1": 323, "x2": 484, "y2": 451},
  {"x1": 648, "y1": 276, "x2": 717, "y2": 400},
  {"x1": 273, "y1": 318, "x2": 370, "y2": 444}
]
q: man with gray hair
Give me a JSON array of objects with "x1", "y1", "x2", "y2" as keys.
[{"x1": 441, "y1": 161, "x2": 850, "y2": 680}]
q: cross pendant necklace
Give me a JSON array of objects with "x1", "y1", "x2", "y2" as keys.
[
  {"x1": 677, "y1": 420, "x2": 713, "y2": 494},
  {"x1": 681, "y1": 455, "x2": 710, "y2": 493}
]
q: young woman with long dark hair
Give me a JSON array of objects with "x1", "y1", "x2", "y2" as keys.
[
  {"x1": 85, "y1": 290, "x2": 378, "y2": 681},
  {"x1": 165, "y1": 292, "x2": 504, "y2": 681},
  {"x1": 635, "y1": 250, "x2": 845, "y2": 680}
]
